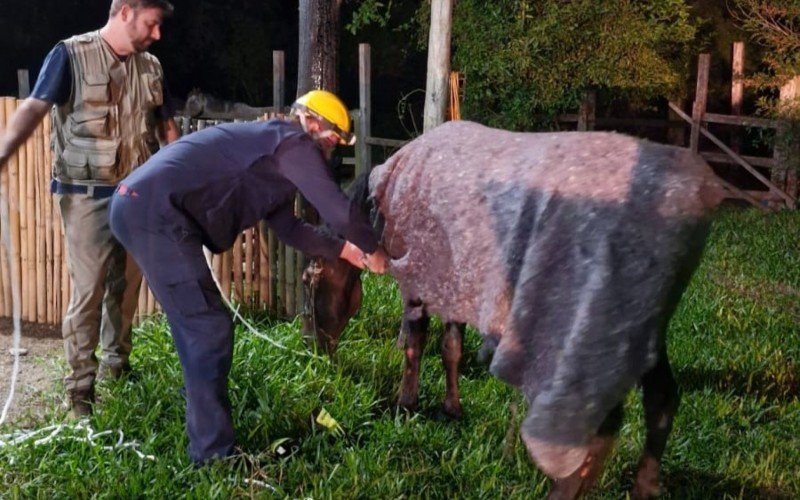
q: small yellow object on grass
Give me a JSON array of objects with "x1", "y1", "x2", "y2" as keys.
[{"x1": 315, "y1": 407, "x2": 344, "y2": 435}]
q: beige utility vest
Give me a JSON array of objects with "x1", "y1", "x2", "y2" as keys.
[{"x1": 52, "y1": 31, "x2": 164, "y2": 186}]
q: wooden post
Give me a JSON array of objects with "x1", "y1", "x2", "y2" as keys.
[
  {"x1": 273, "y1": 51, "x2": 285, "y2": 113},
  {"x1": 690, "y1": 54, "x2": 711, "y2": 154},
  {"x1": 731, "y1": 42, "x2": 745, "y2": 116},
  {"x1": 357, "y1": 43, "x2": 372, "y2": 176},
  {"x1": 577, "y1": 90, "x2": 596, "y2": 131},
  {"x1": 775, "y1": 77, "x2": 800, "y2": 201},
  {"x1": 731, "y1": 42, "x2": 745, "y2": 153},
  {"x1": 667, "y1": 98, "x2": 686, "y2": 146},
  {"x1": 17, "y1": 70, "x2": 30, "y2": 99},
  {"x1": 423, "y1": 0, "x2": 453, "y2": 132},
  {"x1": 352, "y1": 111, "x2": 363, "y2": 177}
]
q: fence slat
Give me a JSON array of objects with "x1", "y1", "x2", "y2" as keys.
[
  {"x1": 244, "y1": 227, "x2": 254, "y2": 308},
  {"x1": 35, "y1": 119, "x2": 46, "y2": 323},
  {"x1": 0, "y1": 99, "x2": 8, "y2": 317},
  {"x1": 6, "y1": 99, "x2": 22, "y2": 323},
  {"x1": 233, "y1": 233, "x2": 243, "y2": 303}
]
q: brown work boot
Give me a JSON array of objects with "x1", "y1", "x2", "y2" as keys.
[{"x1": 68, "y1": 387, "x2": 95, "y2": 418}]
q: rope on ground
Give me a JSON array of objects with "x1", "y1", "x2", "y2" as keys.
[
  {"x1": 0, "y1": 189, "x2": 153, "y2": 464},
  {"x1": 0, "y1": 419, "x2": 155, "y2": 461}
]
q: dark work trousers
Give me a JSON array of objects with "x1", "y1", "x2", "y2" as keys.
[{"x1": 109, "y1": 192, "x2": 235, "y2": 463}]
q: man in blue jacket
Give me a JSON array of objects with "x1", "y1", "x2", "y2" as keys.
[{"x1": 109, "y1": 90, "x2": 387, "y2": 464}]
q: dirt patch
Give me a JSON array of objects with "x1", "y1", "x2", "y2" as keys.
[{"x1": 0, "y1": 318, "x2": 66, "y2": 427}]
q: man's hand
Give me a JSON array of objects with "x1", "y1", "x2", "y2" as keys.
[
  {"x1": 363, "y1": 248, "x2": 389, "y2": 275},
  {"x1": 338, "y1": 242, "x2": 389, "y2": 274},
  {"x1": 339, "y1": 241, "x2": 366, "y2": 269}
]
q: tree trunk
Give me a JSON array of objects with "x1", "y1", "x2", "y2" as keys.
[
  {"x1": 297, "y1": 0, "x2": 342, "y2": 96},
  {"x1": 423, "y1": 0, "x2": 453, "y2": 132},
  {"x1": 297, "y1": 1, "x2": 343, "y2": 227}
]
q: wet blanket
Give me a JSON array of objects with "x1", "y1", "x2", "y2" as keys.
[{"x1": 369, "y1": 121, "x2": 723, "y2": 477}]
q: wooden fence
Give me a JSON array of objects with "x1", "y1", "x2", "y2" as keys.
[
  {"x1": 0, "y1": 100, "x2": 308, "y2": 325},
  {"x1": 2, "y1": 44, "x2": 412, "y2": 327},
  {"x1": 557, "y1": 44, "x2": 798, "y2": 210}
]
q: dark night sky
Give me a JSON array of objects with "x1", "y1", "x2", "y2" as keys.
[{"x1": 0, "y1": 0, "x2": 426, "y2": 138}]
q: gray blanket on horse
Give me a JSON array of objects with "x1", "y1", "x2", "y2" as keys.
[{"x1": 369, "y1": 121, "x2": 723, "y2": 476}]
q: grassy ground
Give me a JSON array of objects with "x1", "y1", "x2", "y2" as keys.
[{"x1": 1, "y1": 206, "x2": 798, "y2": 499}]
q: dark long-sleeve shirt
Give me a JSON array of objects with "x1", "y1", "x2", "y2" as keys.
[{"x1": 121, "y1": 120, "x2": 378, "y2": 258}]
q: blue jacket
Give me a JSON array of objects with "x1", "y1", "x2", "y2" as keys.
[{"x1": 121, "y1": 120, "x2": 378, "y2": 257}]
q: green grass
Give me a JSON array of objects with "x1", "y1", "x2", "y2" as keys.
[{"x1": 1, "y1": 207, "x2": 799, "y2": 498}]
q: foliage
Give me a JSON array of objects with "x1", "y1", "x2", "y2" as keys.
[
  {"x1": 1, "y1": 208, "x2": 799, "y2": 497},
  {"x1": 435, "y1": 0, "x2": 698, "y2": 130},
  {"x1": 346, "y1": 0, "x2": 394, "y2": 34},
  {"x1": 730, "y1": 0, "x2": 800, "y2": 81},
  {"x1": 729, "y1": 0, "x2": 800, "y2": 174}
]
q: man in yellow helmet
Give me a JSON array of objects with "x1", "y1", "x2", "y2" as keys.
[{"x1": 108, "y1": 90, "x2": 388, "y2": 464}]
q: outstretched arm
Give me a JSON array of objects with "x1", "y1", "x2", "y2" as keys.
[
  {"x1": 266, "y1": 201, "x2": 346, "y2": 260},
  {"x1": 273, "y1": 136, "x2": 379, "y2": 254},
  {"x1": 0, "y1": 98, "x2": 52, "y2": 172}
]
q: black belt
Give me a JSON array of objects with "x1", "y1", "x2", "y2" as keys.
[{"x1": 50, "y1": 179, "x2": 117, "y2": 199}]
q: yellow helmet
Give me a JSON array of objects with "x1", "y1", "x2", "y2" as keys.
[{"x1": 292, "y1": 90, "x2": 355, "y2": 145}]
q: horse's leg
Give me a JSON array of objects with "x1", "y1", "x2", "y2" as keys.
[
  {"x1": 397, "y1": 304, "x2": 429, "y2": 412},
  {"x1": 440, "y1": 322, "x2": 465, "y2": 419},
  {"x1": 547, "y1": 404, "x2": 622, "y2": 499},
  {"x1": 632, "y1": 348, "x2": 679, "y2": 500}
]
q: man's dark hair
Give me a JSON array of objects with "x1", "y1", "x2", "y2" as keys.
[{"x1": 110, "y1": 0, "x2": 174, "y2": 17}]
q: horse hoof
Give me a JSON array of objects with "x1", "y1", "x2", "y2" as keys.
[
  {"x1": 547, "y1": 473, "x2": 584, "y2": 500},
  {"x1": 397, "y1": 396, "x2": 418, "y2": 414},
  {"x1": 631, "y1": 454, "x2": 661, "y2": 499},
  {"x1": 435, "y1": 405, "x2": 462, "y2": 421}
]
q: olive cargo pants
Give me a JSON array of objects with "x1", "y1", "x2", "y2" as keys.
[{"x1": 58, "y1": 193, "x2": 142, "y2": 393}]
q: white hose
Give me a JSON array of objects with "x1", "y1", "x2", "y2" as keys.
[
  {"x1": 203, "y1": 249, "x2": 324, "y2": 360},
  {"x1": 0, "y1": 181, "x2": 22, "y2": 426}
]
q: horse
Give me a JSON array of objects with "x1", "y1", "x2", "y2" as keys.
[{"x1": 301, "y1": 121, "x2": 724, "y2": 498}]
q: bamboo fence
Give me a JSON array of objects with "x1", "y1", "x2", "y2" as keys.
[{"x1": 0, "y1": 100, "x2": 306, "y2": 326}]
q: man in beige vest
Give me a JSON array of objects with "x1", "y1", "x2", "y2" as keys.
[{"x1": 0, "y1": 0, "x2": 179, "y2": 417}]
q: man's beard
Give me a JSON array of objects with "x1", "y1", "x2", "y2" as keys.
[{"x1": 131, "y1": 38, "x2": 152, "y2": 53}]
